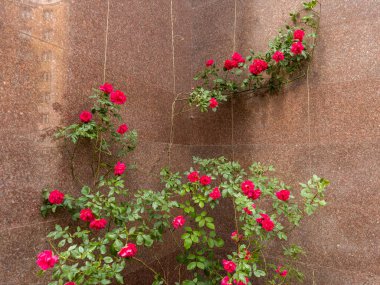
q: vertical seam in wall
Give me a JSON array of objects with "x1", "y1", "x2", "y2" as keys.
[
  {"x1": 307, "y1": 63, "x2": 312, "y2": 176},
  {"x1": 233, "y1": 0, "x2": 237, "y2": 52},
  {"x1": 170, "y1": 0, "x2": 176, "y2": 94},
  {"x1": 231, "y1": 0, "x2": 237, "y2": 160},
  {"x1": 103, "y1": 0, "x2": 110, "y2": 82},
  {"x1": 168, "y1": 0, "x2": 176, "y2": 166}
]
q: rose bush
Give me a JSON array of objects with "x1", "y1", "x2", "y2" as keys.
[
  {"x1": 37, "y1": 2, "x2": 329, "y2": 284},
  {"x1": 188, "y1": 0, "x2": 320, "y2": 112},
  {"x1": 39, "y1": 132, "x2": 329, "y2": 285}
]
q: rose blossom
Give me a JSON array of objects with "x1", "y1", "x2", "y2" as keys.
[
  {"x1": 231, "y1": 231, "x2": 243, "y2": 242},
  {"x1": 272, "y1": 51, "x2": 285, "y2": 63},
  {"x1": 231, "y1": 52, "x2": 245, "y2": 64},
  {"x1": 110, "y1": 90, "x2": 126, "y2": 104},
  {"x1": 249, "y1": 188, "x2": 261, "y2": 200},
  {"x1": 224, "y1": 59, "x2": 238, "y2": 70},
  {"x1": 99, "y1": 82, "x2": 113, "y2": 94},
  {"x1": 293, "y1": 29, "x2": 305, "y2": 41},
  {"x1": 48, "y1": 189, "x2": 64, "y2": 205},
  {"x1": 256, "y1": 213, "x2": 275, "y2": 232},
  {"x1": 79, "y1": 208, "x2": 95, "y2": 222},
  {"x1": 221, "y1": 276, "x2": 232, "y2": 285},
  {"x1": 241, "y1": 180, "x2": 254, "y2": 194},
  {"x1": 36, "y1": 250, "x2": 58, "y2": 270},
  {"x1": 79, "y1": 110, "x2": 92, "y2": 123},
  {"x1": 243, "y1": 207, "x2": 252, "y2": 215},
  {"x1": 244, "y1": 250, "x2": 251, "y2": 260},
  {"x1": 187, "y1": 171, "x2": 199, "y2": 183},
  {"x1": 291, "y1": 41, "x2": 304, "y2": 55},
  {"x1": 209, "y1": 98, "x2": 218, "y2": 109},
  {"x1": 276, "y1": 265, "x2": 288, "y2": 277},
  {"x1": 89, "y1": 218, "x2": 107, "y2": 230},
  {"x1": 64, "y1": 283, "x2": 76, "y2": 285},
  {"x1": 249, "y1": 59, "x2": 268, "y2": 75},
  {"x1": 241, "y1": 181, "x2": 261, "y2": 200},
  {"x1": 222, "y1": 259, "x2": 236, "y2": 273},
  {"x1": 233, "y1": 278, "x2": 249, "y2": 285},
  {"x1": 209, "y1": 187, "x2": 221, "y2": 200},
  {"x1": 117, "y1": 124, "x2": 128, "y2": 134},
  {"x1": 118, "y1": 243, "x2": 137, "y2": 258},
  {"x1": 206, "y1": 59, "x2": 215, "y2": 67},
  {"x1": 200, "y1": 175, "x2": 212, "y2": 186},
  {"x1": 276, "y1": 189, "x2": 290, "y2": 201},
  {"x1": 114, "y1": 161, "x2": 126, "y2": 176},
  {"x1": 172, "y1": 215, "x2": 186, "y2": 229}
]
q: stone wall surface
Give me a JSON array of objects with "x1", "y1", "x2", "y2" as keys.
[{"x1": 0, "y1": 0, "x2": 379, "y2": 284}]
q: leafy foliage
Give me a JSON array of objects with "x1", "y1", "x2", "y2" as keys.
[{"x1": 188, "y1": 1, "x2": 320, "y2": 112}]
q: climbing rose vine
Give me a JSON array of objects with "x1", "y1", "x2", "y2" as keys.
[{"x1": 188, "y1": 1, "x2": 320, "y2": 112}]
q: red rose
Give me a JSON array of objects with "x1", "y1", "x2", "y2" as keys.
[
  {"x1": 244, "y1": 250, "x2": 251, "y2": 260},
  {"x1": 293, "y1": 29, "x2": 305, "y2": 41},
  {"x1": 99, "y1": 82, "x2": 113, "y2": 94},
  {"x1": 231, "y1": 231, "x2": 243, "y2": 242},
  {"x1": 241, "y1": 180, "x2": 254, "y2": 195},
  {"x1": 110, "y1": 90, "x2": 126, "y2": 104},
  {"x1": 172, "y1": 215, "x2": 186, "y2": 229},
  {"x1": 261, "y1": 218, "x2": 275, "y2": 231},
  {"x1": 231, "y1": 52, "x2": 245, "y2": 64},
  {"x1": 249, "y1": 59, "x2": 268, "y2": 75},
  {"x1": 241, "y1": 181, "x2": 261, "y2": 200},
  {"x1": 276, "y1": 189, "x2": 290, "y2": 201},
  {"x1": 117, "y1": 124, "x2": 128, "y2": 134},
  {"x1": 209, "y1": 98, "x2": 218, "y2": 109},
  {"x1": 36, "y1": 250, "x2": 58, "y2": 271},
  {"x1": 224, "y1": 59, "x2": 237, "y2": 70},
  {"x1": 243, "y1": 207, "x2": 252, "y2": 215},
  {"x1": 276, "y1": 265, "x2": 288, "y2": 277},
  {"x1": 205, "y1": 59, "x2": 214, "y2": 67},
  {"x1": 114, "y1": 161, "x2": 126, "y2": 176},
  {"x1": 79, "y1": 208, "x2": 95, "y2": 222},
  {"x1": 89, "y1": 218, "x2": 107, "y2": 230},
  {"x1": 221, "y1": 276, "x2": 232, "y2": 285},
  {"x1": 256, "y1": 213, "x2": 275, "y2": 231},
  {"x1": 200, "y1": 175, "x2": 212, "y2": 186},
  {"x1": 64, "y1": 283, "x2": 76, "y2": 285},
  {"x1": 233, "y1": 278, "x2": 249, "y2": 285},
  {"x1": 272, "y1": 51, "x2": 285, "y2": 63},
  {"x1": 209, "y1": 187, "x2": 221, "y2": 200},
  {"x1": 118, "y1": 243, "x2": 137, "y2": 258},
  {"x1": 291, "y1": 41, "x2": 304, "y2": 55},
  {"x1": 187, "y1": 171, "x2": 199, "y2": 183},
  {"x1": 48, "y1": 189, "x2": 64, "y2": 204},
  {"x1": 249, "y1": 188, "x2": 261, "y2": 200},
  {"x1": 79, "y1": 110, "x2": 92, "y2": 123},
  {"x1": 222, "y1": 259, "x2": 236, "y2": 273}
]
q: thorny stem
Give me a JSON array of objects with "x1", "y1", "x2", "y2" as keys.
[
  {"x1": 132, "y1": 257, "x2": 169, "y2": 285},
  {"x1": 232, "y1": 197, "x2": 240, "y2": 253}
]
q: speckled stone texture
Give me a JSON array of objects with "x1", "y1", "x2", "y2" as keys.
[{"x1": 0, "y1": 0, "x2": 379, "y2": 284}]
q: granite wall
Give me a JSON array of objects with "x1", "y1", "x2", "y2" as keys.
[{"x1": 0, "y1": 0, "x2": 379, "y2": 284}]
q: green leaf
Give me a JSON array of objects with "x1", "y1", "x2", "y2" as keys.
[
  {"x1": 206, "y1": 223, "x2": 215, "y2": 230},
  {"x1": 115, "y1": 273, "x2": 124, "y2": 284},
  {"x1": 103, "y1": 256, "x2": 113, "y2": 263},
  {"x1": 187, "y1": 262, "x2": 197, "y2": 270},
  {"x1": 184, "y1": 238, "x2": 192, "y2": 250}
]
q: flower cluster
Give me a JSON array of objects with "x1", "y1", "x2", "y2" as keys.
[{"x1": 189, "y1": 2, "x2": 319, "y2": 112}]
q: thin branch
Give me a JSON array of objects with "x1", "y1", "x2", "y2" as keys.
[{"x1": 132, "y1": 257, "x2": 169, "y2": 285}]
